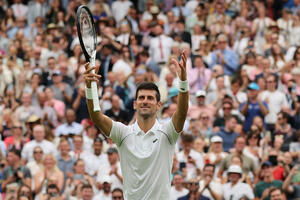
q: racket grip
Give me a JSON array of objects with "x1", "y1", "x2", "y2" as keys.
[{"x1": 91, "y1": 81, "x2": 100, "y2": 112}]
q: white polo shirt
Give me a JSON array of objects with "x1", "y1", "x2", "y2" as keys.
[
  {"x1": 222, "y1": 182, "x2": 254, "y2": 200},
  {"x1": 110, "y1": 119, "x2": 180, "y2": 200}
]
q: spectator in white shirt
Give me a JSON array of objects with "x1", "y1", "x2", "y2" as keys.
[
  {"x1": 96, "y1": 147, "x2": 123, "y2": 191},
  {"x1": 83, "y1": 124, "x2": 99, "y2": 154},
  {"x1": 221, "y1": 165, "x2": 254, "y2": 200},
  {"x1": 21, "y1": 124, "x2": 57, "y2": 163},
  {"x1": 170, "y1": 171, "x2": 188, "y2": 200},
  {"x1": 199, "y1": 164, "x2": 222, "y2": 200},
  {"x1": 93, "y1": 176, "x2": 112, "y2": 200},
  {"x1": 176, "y1": 134, "x2": 204, "y2": 180}
]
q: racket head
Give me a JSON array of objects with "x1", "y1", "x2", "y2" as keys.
[{"x1": 76, "y1": 5, "x2": 97, "y2": 62}]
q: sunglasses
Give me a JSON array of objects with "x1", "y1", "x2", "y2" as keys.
[
  {"x1": 223, "y1": 107, "x2": 232, "y2": 110},
  {"x1": 113, "y1": 196, "x2": 123, "y2": 200},
  {"x1": 34, "y1": 151, "x2": 43, "y2": 154},
  {"x1": 188, "y1": 182, "x2": 199, "y2": 186}
]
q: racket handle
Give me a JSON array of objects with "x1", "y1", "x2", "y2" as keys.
[{"x1": 91, "y1": 81, "x2": 100, "y2": 112}]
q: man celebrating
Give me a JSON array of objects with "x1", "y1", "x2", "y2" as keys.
[{"x1": 83, "y1": 52, "x2": 189, "y2": 200}]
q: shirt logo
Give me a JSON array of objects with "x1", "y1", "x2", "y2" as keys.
[{"x1": 153, "y1": 139, "x2": 158, "y2": 143}]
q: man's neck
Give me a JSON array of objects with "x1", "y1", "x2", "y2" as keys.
[
  {"x1": 264, "y1": 176, "x2": 273, "y2": 183},
  {"x1": 175, "y1": 185, "x2": 183, "y2": 191},
  {"x1": 137, "y1": 117, "x2": 156, "y2": 133},
  {"x1": 61, "y1": 153, "x2": 70, "y2": 160}
]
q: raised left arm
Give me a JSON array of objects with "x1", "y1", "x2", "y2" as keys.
[{"x1": 171, "y1": 51, "x2": 189, "y2": 133}]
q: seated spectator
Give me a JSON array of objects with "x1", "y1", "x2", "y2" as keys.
[
  {"x1": 56, "y1": 139, "x2": 75, "y2": 180},
  {"x1": 96, "y1": 147, "x2": 122, "y2": 191},
  {"x1": 39, "y1": 183, "x2": 63, "y2": 200},
  {"x1": 17, "y1": 184, "x2": 33, "y2": 200},
  {"x1": 269, "y1": 187, "x2": 285, "y2": 200},
  {"x1": 44, "y1": 87, "x2": 65, "y2": 122},
  {"x1": 204, "y1": 136, "x2": 227, "y2": 177},
  {"x1": 2, "y1": 148, "x2": 31, "y2": 191},
  {"x1": 4, "y1": 121, "x2": 28, "y2": 151},
  {"x1": 199, "y1": 164, "x2": 222, "y2": 200},
  {"x1": 282, "y1": 165, "x2": 300, "y2": 199},
  {"x1": 222, "y1": 165, "x2": 254, "y2": 200},
  {"x1": 34, "y1": 154, "x2": 64, "y2": 198},
  {"x1": 111, "y1": 188, "x2": 124, "y2": 200},
  {"x1": 213, "y1": 101, "x2": 235, "y2": 133},
  {"x1": 170, "y1": 171, "x2": 188, "y2": 200},
  {"x1": 104, "y1": 94, "x2": 130, "y2": 124},
  {"x1": 216, "y1": 115, "x2": 239, "y2": 152},
  {"x1": 21, "y1": 124, "x2": 57, "y2": 163},
  {"x1": 218, "y1": 136, "x2": 256, "y2": 181},
  {"x1": 69, "y1": 135, "x2": 90, "y2": 160},
  {"x1": 93, "y1": 176, "x2": 112, "y2": 200},
  {"x1": 55, "y1": 109, "x2": 83, "y2": 138},
  {"x1": 83, "y1": 124, "x2": 99, "y2": 154},
  {"x1": 176, "y1": 134, "x2": 204, "y2": 179},
  {"x1": 254, "y1": 161, "x2": 283, "y2": 200},
  {"x1": 26, "y1": 146, "x2": 43, "y2": 178},
  {"x1": 177, "y1": 177, "x2": 210, "y2": 200},
  {"x1": 243, "y1": 130, "x2": 262, "y2": 169}
]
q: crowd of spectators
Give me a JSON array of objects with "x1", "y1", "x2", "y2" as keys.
[{"x1": 1, "y1": 0, "x2": 300, "y2": 199}]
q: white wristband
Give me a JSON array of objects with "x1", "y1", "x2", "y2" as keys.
[
  {"x1": 178, "y1": 79, "x2": 189, "y2": 93},
  {"x1": 85, "y1": 86, "x2": 93, "y2": 100}
]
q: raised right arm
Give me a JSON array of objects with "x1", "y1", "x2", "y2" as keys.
[{"x1": 84, "y1": 64, "x2": 112, "y2": 137}]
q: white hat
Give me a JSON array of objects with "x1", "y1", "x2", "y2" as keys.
[
  {"x1": 292, "y1": 67, "x2": 300, "y2": 75},
  {"x1": 227, "y1": 165, "x2": 242, "y2": 174},
  {"x1": 102, "y1": 176, "x2": 112, "y2": 184},
  {"x1": 196, "y1": 90, "x2": 206, "y2": 97},
  {"x1": 210, "y1": 136, "x2": 223, "y2": 143}
]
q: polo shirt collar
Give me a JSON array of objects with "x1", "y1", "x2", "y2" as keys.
[{"x1": 133, "y1": 119, "x2": 160, "y2": 135}]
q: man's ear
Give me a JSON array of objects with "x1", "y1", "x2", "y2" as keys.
[
  {"x1": 157, "y1": 101, "x2": 162, "y2": 110},
  {"x1": 133, "y1": 100, "x2": 137, "y2": 110}
]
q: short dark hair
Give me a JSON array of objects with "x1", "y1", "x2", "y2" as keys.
[
  {"x1": 204, "y1": 164, "x2": 215, "y2": 172},
  {"x1": 94, "y1": 137, "x2": 103, "y2": 144},
  {"x1": 234, "y1": 135, "x2": 246, "y2": 144},
  {"x1": 225, "y1": 114, "x2": 238, "y2": 122},
  {"x1": 112, "y1": 188, "x2": 123, "y2": 194},
  {"x1": 8, "y1": 147, "x2": 21, "y2": 158},
  {"x1": 181, "y1": 134, "x2": 194, "y2": 143},
  {"x1": 81, "y1": 183, "x2": 93, "y2": 191},
  {"x1": 269, "y1": 187, "x2": 282, "y2": 196},
  {"x1": 46, "y1": 184, "x2": 59, "y2": 193},
  {"x1": 135, "y1": 82, "x2": 160, "y2": 102}
]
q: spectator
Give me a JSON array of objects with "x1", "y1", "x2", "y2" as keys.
[
  {"x1": 282, "y1": 165, "x2": 300, "y2": 199},
  {"x1": 55, "y1": 109, "x2": 83, "y2": 138},
  {"x1": 21, "y1": 124, "x2": 57, "y2": 163},
  {"x1": 240, "y1": 82, "x2": 269, "y2": 132},
  {"x1": 169, "y1": 171, "x2": 188, "y2": 200},
  {"x1": 216, "y1": 115, "x2": 239, "y2": 152},
  {"x1": 199, "y1": 164, "x2": 222, "y2": 200},
  {"x1": 34, "y1": 153, "x2": 64, "y2": 198},
  {"x1": 56, "y1": 138, "x2": 75, "y2": 180},
  {"x1": 177, "y1": 177, "x2": 210, "y2": 200},
  {"x1": 93, "y1": 176, "x2": 112, "y2": 200},
  {"x1": 176, "y1": 134, "x2": 204, "y2": 179},
  {"x1": 218, "y1": 136, "x2": 256, "y2": 180},
  {"x1": 111, "y1": 188, "x2": 124, "y2": 200},
  {"x1": 39, "y1": 183, "x2": 62, "y2": 200},
  {"x1": 96, "y1": 147, "x2": 122, "y2": 191},
  {"x1": 254, "y1": 161, "x2": 283, "y2": 200},
  {"x1": 222, "y1": 165, "x2": 254, "y2": 200},
  {"x1": 2, "y1": 148, "x2": 31, "y2": 191},
  {"x1": 104, "y1": 94, "x2": 130, "y2": 124},
  {"x1": 4, "y1": 121, "x2": 28, "y2": 150},
  {"x1": 17, "y1": 184, "x2": 33, "y2": 200},
  {"x1": 210, "y1": 34, "x2": 239, "y2": 76},
  {"x1": 25, "y1": 146, "x2": 43, "y2": 178},
  {"x1": 204, "y1": 136, "x2": 227, "y2": 177}
]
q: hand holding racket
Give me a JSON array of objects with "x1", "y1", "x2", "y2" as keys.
[{"x1": 76, "y1": 5, "x2": 100, "y2": 111}]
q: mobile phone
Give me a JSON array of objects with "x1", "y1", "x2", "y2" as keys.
[{"x1": 179, "y1": 162, "x2": 186, "y2": 171}]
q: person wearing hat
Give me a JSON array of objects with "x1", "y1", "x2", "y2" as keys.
[
  {"x1": 84, "y1": 51, "x2": 189, "y2": 199},
  {"x1": 204, "y1": 136, "x2": 227, "y2": 177},
  {"x1": 96, "y1": 147, "x2": 122, "y2": 191},
  {"x1": 282, "y1": 165, "x2": 300, "y2": 199},
  {"x1": 240, "y1": 82, "x2": 269, "y2": 132},
  {"x1": 94, "y1": 176, "x2": 112, "y2": 200},
  {"x1": 254, "y1": 161, "x2": 283, "y2": 200},
  {"x1": 188, "y1": 89, "x2": 215, "y2": 125},
  {"x1": 222, "y1": 165, "x2": 254, "y2": 200},
  {"x1": 50, "y1": 69, "x2": 73, "y2": 104},
  {"x1": 177, "y1": 177, "x2": 210, "y2": 200}
]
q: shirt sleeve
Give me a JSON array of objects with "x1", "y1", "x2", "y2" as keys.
[
  {"x1": 160, "y1": 120, "x2": 180, "y2": 145},
  {"x1": 109, "y1": 121, "x2": 130, "y2": 146}
]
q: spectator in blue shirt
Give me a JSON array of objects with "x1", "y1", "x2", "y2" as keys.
[
  {"x1": 216, "y1": 115, "x2": 239, "y2": 152},
  {"x1": 210, "y1": 34, "x2": 239, "y2": 76},
  {"x1": 239, "y1": 82, "x2": 269, "y2": 132}
]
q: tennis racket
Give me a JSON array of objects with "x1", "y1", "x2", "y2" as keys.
[{"x1": 76, "y1": 5, "x2": 100, "y2": 112}]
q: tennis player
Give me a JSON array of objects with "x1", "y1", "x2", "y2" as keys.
[{"x1": 83, "y1": 51, "x2": 189, "y2": 200}]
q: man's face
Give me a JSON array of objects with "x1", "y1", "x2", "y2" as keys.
[
  {"x1": 203, "y1": 166, "x2": 214, "y2": 178},
  {"x1": 134, "y1": 89, "x2": 161, "y2": 119},
  {"x1": 227, "y1": 118, "x2": 237, "y2": 132},
  {"x1": 187, "y1": 180, "x2": 199, "y2": 193},
  {"x1": 270, "y1": 189, "x2": 283, "y2": 200},
  {"x1": 66, "y1": 110, "x2": 75, "y2": 124},
  {"x1": 103, "y1": 182, "x2": 111, "y2": 193},
  {"x1": 266, "y1": 76, "x2": 276, "y2": 90},
  {"x1": 182, "y1": 141, "x2": 193, "y2": 152},
  {"x1": 6, "y1": 152, "x2": 16, "y2": 165},
  {"x1": 112, "y1": 191, "x2": 123, "y2": 200},
  {"x1": 93, "y1": 141, "x2": 102, "y2": 155},
  {"x1": 59, "y1": 141, "x2": 70, "y2": 155},
  {"x1": 33, "y1": 126, "x2": 45, "y2": 142},
  {"x1": 229, "y1": 173, "x2": 241, "y2": 183},
  {"x1": 81, "y1": 188, "x2": 93, "y2": 200},
  {"x1": 197, "y1": 96, "x2": 205, "y2": 106},
  {"x1": 234, "y1": 138, "x2": 246, "y2": 152},
  {"x1": 173, "y1": 174, "x2": 184, "y2": 187},
  {"x1": 223, "y1": 103, "x2": 232, "y2": 116}
]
